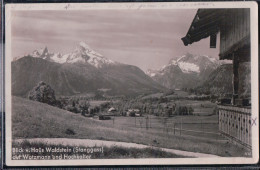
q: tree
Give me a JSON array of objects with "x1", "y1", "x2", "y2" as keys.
[
  {"x1": 89, "y1": 108, "x2": 94, "y2": 115},
  {"x1": 149, "y1": 108, "x2": 154, "y2": 115},
  {"x1": 166, "y1": 107, "x2": 173, "y2": 117},
  {"x1": 100, "y1": 102, "x2": 110, "y2": 111},
  {"x1": 175, "y1": 105, "x2": 193, "y2": 115},
  {"x1": 72, "y1": 101, "x2": 76, "y2": 107},
  {"x1": 65, "y1": 105, "x2": 78, "y2": 113},
  {"x1": 79, "y1": 100, "x2": 90, "y2": 116},
  {"x1": 188, "y1": 106, "x2": 194, "y2": 115},
  {"x1": 28, "y1": 81, "x2": 56, "y2": 106},
  {"x1": 94, "y1": 106, "x2": 100, "y2": 113}
]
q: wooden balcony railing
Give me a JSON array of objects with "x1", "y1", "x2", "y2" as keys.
[{"x1": 218, "y1": 105, "x2": 251, "y2": 149}]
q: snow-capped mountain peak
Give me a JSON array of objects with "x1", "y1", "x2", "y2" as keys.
[
  {"x1": 203, "y1": 55, "x2": 217, "y2": 63},
  {"x1": 79, "y1": 41, "x2": 91, "y2": 50},
  {"x1": 146, "y1": 54, "x2": 220, "y2": 77},
  {"x1": 74, "y1": 41, "x2": 116, "y2": 67},
  {"x1": 146, "y1": 54, "x2": 223, "y2": 90},
  {"x1": 155, "y1": 59, "x2": 177, "y2": 72},
  {"x1": 177, "y1": 55, "x2": 186, "y2": 62},
  {"x1": 178, "y1": 61, "x2": 200, "y2": 73},
  {"x1": 77, "y1": 41, "x2": 103, "y2": 57},
  {"x1": 24, "y1": 42, "x2": 117, "y2": 68},
  {"x1": 169, "y1": 59, "x2": 178, "y2": 66},
  {"x1": 31, "y1": 47, "x2": 49, "y2": 58},
  {"x1": 146, "y1": 69, "x2": 158, "y2": 77}
]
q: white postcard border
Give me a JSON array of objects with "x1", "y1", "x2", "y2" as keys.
[{"x1": 5, "y1": 1, "x2": 259, "y2": 166}]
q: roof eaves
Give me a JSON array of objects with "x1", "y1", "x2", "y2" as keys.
[{"x1": 181, "y1": 9, "x2": 223, "y2": 46}]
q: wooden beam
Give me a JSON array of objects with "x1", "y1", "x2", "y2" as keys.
[
  {"x1": 232, "y1": 53, "x2": 239, "y2": 105},
  {"x1": 189, "y1": 22, "x2": 219, "y2": 35},
  {"x1": 219, "y1": 35, "x2": 250, "y2": 61},
  {"x1": 189, "y1": 27, "x2": 219, "y2": 43},
  {"x1": 210, "y1": 34, "x2": 217, "y2": 48}
]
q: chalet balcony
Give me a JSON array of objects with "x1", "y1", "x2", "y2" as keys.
[
  {"x1": 182, "y1": 8, "x2": 252, "y2": 150},
  {"x1": 218, "y1": 104, "x2": 251, "y2": 149}
]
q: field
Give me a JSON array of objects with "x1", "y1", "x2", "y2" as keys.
[
  {"x1": 141, "y1": 93, "x2": 164, "y2": 99},
  {"x1": 141, "y1": 90, "x2": 217, "y2": 116},
  {"x1": 174, "y1": 100, "x2": 217, "y2": 116},
  {"x1": 101, "y1": 115, "x2": 220, "y2": 140},
  {"x1": 89, "y1": 100, "x2": 109, "y2": 107},
  {"x1": 11, "y1": 96, "x2": 250, "y2": 157}
]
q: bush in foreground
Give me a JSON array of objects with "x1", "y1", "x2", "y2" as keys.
[{"x1": 28, "y1": 81, "x2": 57, "y2": 106}]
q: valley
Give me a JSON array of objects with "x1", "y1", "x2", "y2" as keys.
[
  {"x1": 11, "y1": 42, "x2": 251, "y2": 158},
  {"x1": 12, "y1": 96, "x2": 248, "y2": 157}
]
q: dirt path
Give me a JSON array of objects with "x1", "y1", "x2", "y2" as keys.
[{"x1": 14, "y1": 138, "x2": 220, "y2": 158}]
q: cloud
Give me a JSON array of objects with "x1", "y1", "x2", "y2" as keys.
[{"x1": 11, "y1": 9, "x2": 219, "y2": 71}]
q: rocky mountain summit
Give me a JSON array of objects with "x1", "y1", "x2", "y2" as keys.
[
  {"x1": 146, "y1": 53, "x2": 221, "y2": 89},
  {"x1": 23, "y1": 41, "x2": 118, "y2": 68}
]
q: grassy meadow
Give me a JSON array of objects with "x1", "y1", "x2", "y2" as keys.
[
  {"x1": 102, "y1": 115, "x2": 220, "y2": 139},
  {"x1": 12, "y1": 96, "x2": 249, "y2": 157}
]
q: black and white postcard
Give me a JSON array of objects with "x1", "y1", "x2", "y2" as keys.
[{"x1": 4, "y1": 2, "x2": 259, "y2": 166}]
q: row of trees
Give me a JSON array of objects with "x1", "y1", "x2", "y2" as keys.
[
  {"x1": 28, "y1": 81, "x2": 113, "y2": 117},
  {"x1": 59, "y1": 98, "x2": 112, "y2": 116},
  {"x1": 115, "y1": 98, "x2": 194, "y2": 117},
  {"x1": 28, "y1": 81, "x2": 195, "y2": 118}
]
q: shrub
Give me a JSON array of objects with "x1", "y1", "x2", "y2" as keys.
[
  {"x1": 158, "y1": 97, "x2": 168, "y2": 103},
  {"x1": 100, "y1": 102, "x2": 110, "y2": 111},
  {"x1": 28, "y1": 81, "x2": 57, "y2": 106},
  {"x1": 129, "y1": 111, "x2": 136, "y2": 117},
  {"x1": 188, "y1": 106, "x2": 194, "y2": 115},
  {"x1": 65, "y1": 128, "x2": 75, "y2": 135},
  {"x1": 65, "y1": 105, "x2": 78, "y2": 113},
  {"x1": 212, "y1": 106, "x2": 218, "y2": 115},
  {"x1": 175, "y1": 106, "x2": 193, "y2": 115},
  {"x1": 99, "y1": 115, "x2": 111, "y2": 120}
]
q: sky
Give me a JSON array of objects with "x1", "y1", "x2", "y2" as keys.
[{"x1": 11, "y1": 9, "x2": 220, "y2": 71}]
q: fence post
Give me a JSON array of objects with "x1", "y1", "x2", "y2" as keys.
[
  {"x1": 164, "y1": 118, "x2": 167, "y2": 133},
  {"x1": 174, "y1": 123, "x2": 175, "y2": 135},
  {"x1": 113, "y1": 116, "x2": 114, "y2": 126},
  {"x1": 150, "y1": 115, "x2": 151, "y2": 128},
  {"x1": 180, "y1": 118, "x2": 182, "y2": 136},
  {"x1": 146, "y1": 116, "x2": 148, "y2": 130},
  {"x1": 166, "y1": 126, "x2": 169, "y2": 138}
]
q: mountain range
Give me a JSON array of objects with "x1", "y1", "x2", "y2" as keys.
[
  {"x1": 195, "y1": 63, "x2": 251, "y2": 97},
  {"x1": 15, "y1": 41, "x2": 118, "y2": 68},
  {"x1": 146, "y1": 54, "x2": 250, "y2": 97},
  {"x1": 12, "y1": 43, "x2": 250, "y2": 98},
  {"x1": 12, "y1": 42, "x2": 165, "y2": 97},
  {"x1": 146, "y1": 53, "x2": 222, "y2": 89}
]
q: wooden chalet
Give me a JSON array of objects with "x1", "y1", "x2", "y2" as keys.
[{"x1": 182, "y1": 9, "x2": 251, "y2": 148}]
